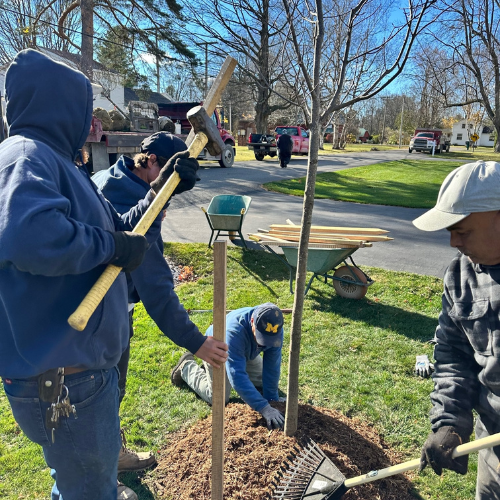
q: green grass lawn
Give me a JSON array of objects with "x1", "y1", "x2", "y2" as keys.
[
  {"x1": 264, "y1": 159, "x2": 466, "y2": 208},
  {"x1": 232, "y1": 143, "x2": 500, "y2": 163},
  {"x1": 0, "y1": 243, "x2": 478, "y2": 499}
]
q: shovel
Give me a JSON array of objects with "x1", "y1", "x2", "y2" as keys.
[{"x1": 268, "y1": 433, "x2": 500, "y2": 499}]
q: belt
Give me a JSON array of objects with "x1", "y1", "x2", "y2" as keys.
[{"x1": 64, "y1": 366, "x2": 88, "y2": 375}]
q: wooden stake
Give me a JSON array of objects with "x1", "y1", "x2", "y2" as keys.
[{"x1": 212, "y1": 240, "x2": 227, "y2": 500}]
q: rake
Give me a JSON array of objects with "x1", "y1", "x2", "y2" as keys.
[{"x1": 268, "y1": 433, "x2": 500, "y2": 499}]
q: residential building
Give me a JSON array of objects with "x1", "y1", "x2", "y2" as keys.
[{"x1": 451, "y1": 119, "x2": 495, "y2": 147}]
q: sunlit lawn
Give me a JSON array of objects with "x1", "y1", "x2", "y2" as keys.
[
  {"x1": 0, "y1": 243, "x2": 479, "y2": 499},
  {"x1": 264, "y1": 159, "x2": 466, "y2": 208}
]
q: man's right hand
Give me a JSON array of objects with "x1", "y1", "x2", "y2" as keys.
[
  {"x1": 420, "y1": 426, "x2": 469, "y2": 475},
  {"x1": 260, "y1": 405, "x2": 285, "y2": 430},
  {"x1": 109, "y1": 231, "x2": 148, "y2": 273}
]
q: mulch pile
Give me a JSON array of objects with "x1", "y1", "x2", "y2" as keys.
[{"x1": 149, "y1": 402, "x2": 417, "y2": 499}]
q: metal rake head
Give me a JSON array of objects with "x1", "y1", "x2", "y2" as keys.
[{"x1": 266, "y1": 439, "x2": 347, "y2": 500}]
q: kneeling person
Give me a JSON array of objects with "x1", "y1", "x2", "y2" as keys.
[{"x1": 171, "y1": 303, "x2": 285, "y2": 430}]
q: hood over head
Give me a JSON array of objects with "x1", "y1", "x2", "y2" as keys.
[{"x1": 5, "y1": 49, "x2": 93, "y2": 160}]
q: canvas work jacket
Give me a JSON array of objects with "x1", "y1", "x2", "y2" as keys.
[{"x1": 431, "y1": 253, "x2": 500, "y2": 437}]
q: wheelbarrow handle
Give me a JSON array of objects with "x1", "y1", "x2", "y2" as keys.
[
  {"x1": 344, "y1": 432, "x2": 500, "y2": 489},
  {"x1": 68, "y1": 132, "x2": 208, "y2": 331}
]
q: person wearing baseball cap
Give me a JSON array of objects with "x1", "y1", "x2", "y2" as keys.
[
  {"x1": 171, "y1": 303, "x2": 286, "y2": 430},
  {"x1": 413, "y1": 161, "x2": 500, "y2": 499},
  {"x1": 92, "y1": 132, "x2": 228, "y2": 474}
]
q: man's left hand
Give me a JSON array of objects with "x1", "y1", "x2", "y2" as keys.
[
  {"x1": 194, "y1": 336, "x2": 228, "y2": 368},
  {"x1": 150, "y1": 151, "x2": 199, "y2": 196}
]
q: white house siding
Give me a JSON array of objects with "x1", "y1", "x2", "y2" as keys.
[
  {"x1": 92, "y1": 70, "x2": 125, "y2": 112},
  {"x1": 451, "y1": 120, "x2": 495, "y2": 147}
]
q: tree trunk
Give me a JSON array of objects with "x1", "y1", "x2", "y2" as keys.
[
  {"x1": 284, "y1": 0, "x2": 324, "y2": 437},
  {"x1": 255, "y1": 84, "x2": 270, "y2": 132},
  {"x1": 494, "y1": 120, "x2": 500, "y2": 153},
  {"x1": 80, "y1": 0, "x2": 93, "y2": 80},
  {"x1": 254, "y1": 0, "x2": 270, "y2": 133}
]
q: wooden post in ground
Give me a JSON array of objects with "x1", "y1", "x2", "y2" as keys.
[{"x1": 212, "y1": 240, "x2": 227, "y2": 500}]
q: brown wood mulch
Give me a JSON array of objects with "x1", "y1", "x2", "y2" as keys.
[{"x1": 149, "y1": 402, "x2": 418, "y2": 499}]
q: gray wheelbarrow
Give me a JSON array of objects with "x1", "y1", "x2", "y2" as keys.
[
  {"x1": 201, "y1": 195, "x2": 252, "y2": 248},
  {"x1": 261, "y1": 244, "x2": 372, "y2": 298}
]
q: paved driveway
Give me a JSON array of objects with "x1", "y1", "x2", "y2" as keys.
[{"x1": 161, "y1": 149, "x2": 459, "y2": 278}]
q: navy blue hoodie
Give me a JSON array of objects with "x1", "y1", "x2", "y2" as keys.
[
  {"x1": 92, "y1": 156, "x2": 206, "y2": 354},
  {"x1": 0, "y1": 50, "x2": 159, "y2": 378}
]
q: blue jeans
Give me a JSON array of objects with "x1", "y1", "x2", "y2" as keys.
[{"x1": 2, "y1": 367, "x2": 121, "y2": 500}]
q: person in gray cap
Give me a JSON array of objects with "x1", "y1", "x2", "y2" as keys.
[
  {"x1": 413, "y1": 160, "x2": 500, "y2": 499},
  {"x1": 92, "y1": 132, "x2": 228, "y2": 472},
  {"x1": 171, "y1": 303, "x2": 286, "y2": 430}
]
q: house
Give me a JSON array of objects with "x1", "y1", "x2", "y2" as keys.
[
  {"x1": 358, "y1": 128, "x2": 370, "y2": 142},
  {"x1": 451, "y1": 119, "x2": 495, "y2": 147},
  {"x1": 0, "y1": 47, "x2": 125, "y2": 112},
  {"x1": 124, "y1": 87, "x2": 172, "y2": 106}
]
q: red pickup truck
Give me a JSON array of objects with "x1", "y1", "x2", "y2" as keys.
[{"x1": 274, "y1": 126, "x2": 309, "y2": 155}]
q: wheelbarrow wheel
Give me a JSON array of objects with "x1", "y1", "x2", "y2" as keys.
[{"x1": 333, "y1": 266, "x2": 368, "y2": 299}]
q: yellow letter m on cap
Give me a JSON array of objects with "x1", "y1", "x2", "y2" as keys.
[{"x1": 265, "y1": 323, "x2": 279, "y2": 334}]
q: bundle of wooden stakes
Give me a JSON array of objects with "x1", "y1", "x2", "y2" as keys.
[{"x1": 248, "y1": 223, "x2": 393, "y2": 249}]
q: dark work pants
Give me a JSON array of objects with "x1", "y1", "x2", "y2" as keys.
[
  {"x1": 117, "y1": 309, "x2": 134, "y2": 405},
  {"x1": 278, "y1": 151, "x2": 291, "y2": 167}
]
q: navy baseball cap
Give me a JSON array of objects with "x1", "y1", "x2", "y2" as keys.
[
  {"x1": 140, "y1": 132, "x2": 186, "y2": 160},
  {"x1": 252, "y1": 303, "x2": 284, "y2": 347}
]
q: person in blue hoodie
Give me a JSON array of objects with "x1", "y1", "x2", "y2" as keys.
[
  {"x1": 171, "y1": 303, "x2": 286, "y2": 430},
  {"x1": 92, "y1": 132, "x2": 229, "y2": 472},
  {"x1": 0, "y1": 50, "x2": 198, "y2": 500}
]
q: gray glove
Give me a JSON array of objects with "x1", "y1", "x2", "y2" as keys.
[
  {"x1": 420, "y1": 426, "x2": 469, "y2": 475},
  {"x1": 260, "y1": 404, "x2": 285, "y2": 430},
  {"x1": 415, "y1": 354, "x2": 434, "y2": 378}
]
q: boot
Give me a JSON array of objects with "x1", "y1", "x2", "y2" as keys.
[
  {"x1": 117, "y1": 480, "x2": 138, "y2": 500},
  {"x1": 118, "y1": 429, "x2": 157, "y2": 472},
  {"x1": 170, "y1": 352, "x2": 195, "y2": 386}
]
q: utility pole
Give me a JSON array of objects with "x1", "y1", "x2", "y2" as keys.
[
  {"x1": 196, "y1": 42, "x2": 216, "y2": 96},
  {"x1": 381, "y1": 97, "x2": 389, "y2": 144},
  {"x1": 399, "y1": 96, "x2": 405, "y2": 149},
  {"x1": 80, "y1": 0, "x2": 93, "y2": 80}
]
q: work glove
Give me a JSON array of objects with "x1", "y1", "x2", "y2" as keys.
[
  {"x1": 109, "y1": 231, "x2": 148, "y2": 273},
  {"x1": 260, "y1": 404, "x2": 285, "y2": 430},
  {"x1": 150, "y1": 151, "x2": 199, "y2": 196},
  {"x1": 415, "y1": 354, "x2": 435, "y2": 378},
  {"x1": 420, "y1": 426, "x2": 469, "y2": 476}
]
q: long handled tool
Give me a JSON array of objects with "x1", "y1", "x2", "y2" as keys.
[
  {"x1": 268, "y1": 433, "x2": 500, "y2": 499},
  {"x1": 68, "y1": 57, "x2": 237, "y2": 331}
]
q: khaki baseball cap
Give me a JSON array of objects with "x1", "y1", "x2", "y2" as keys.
[{"x1": 413, "y1": 161, "x2": 500, "y2": 231}]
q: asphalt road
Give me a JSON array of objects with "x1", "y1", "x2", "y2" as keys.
[{"x1": 161, "y1": 149, "x2": 459, "y2": 278}]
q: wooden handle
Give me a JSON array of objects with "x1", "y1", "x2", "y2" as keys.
[
  {"x1": 345, "y1": 432, "x2": 500, "y2": 489},
  {"x1": 211, "y1": 241, "x2": 227, "y2": 500},
  {"x1": 68, "y1": 132, "x2": 208, "y2": 331}
]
